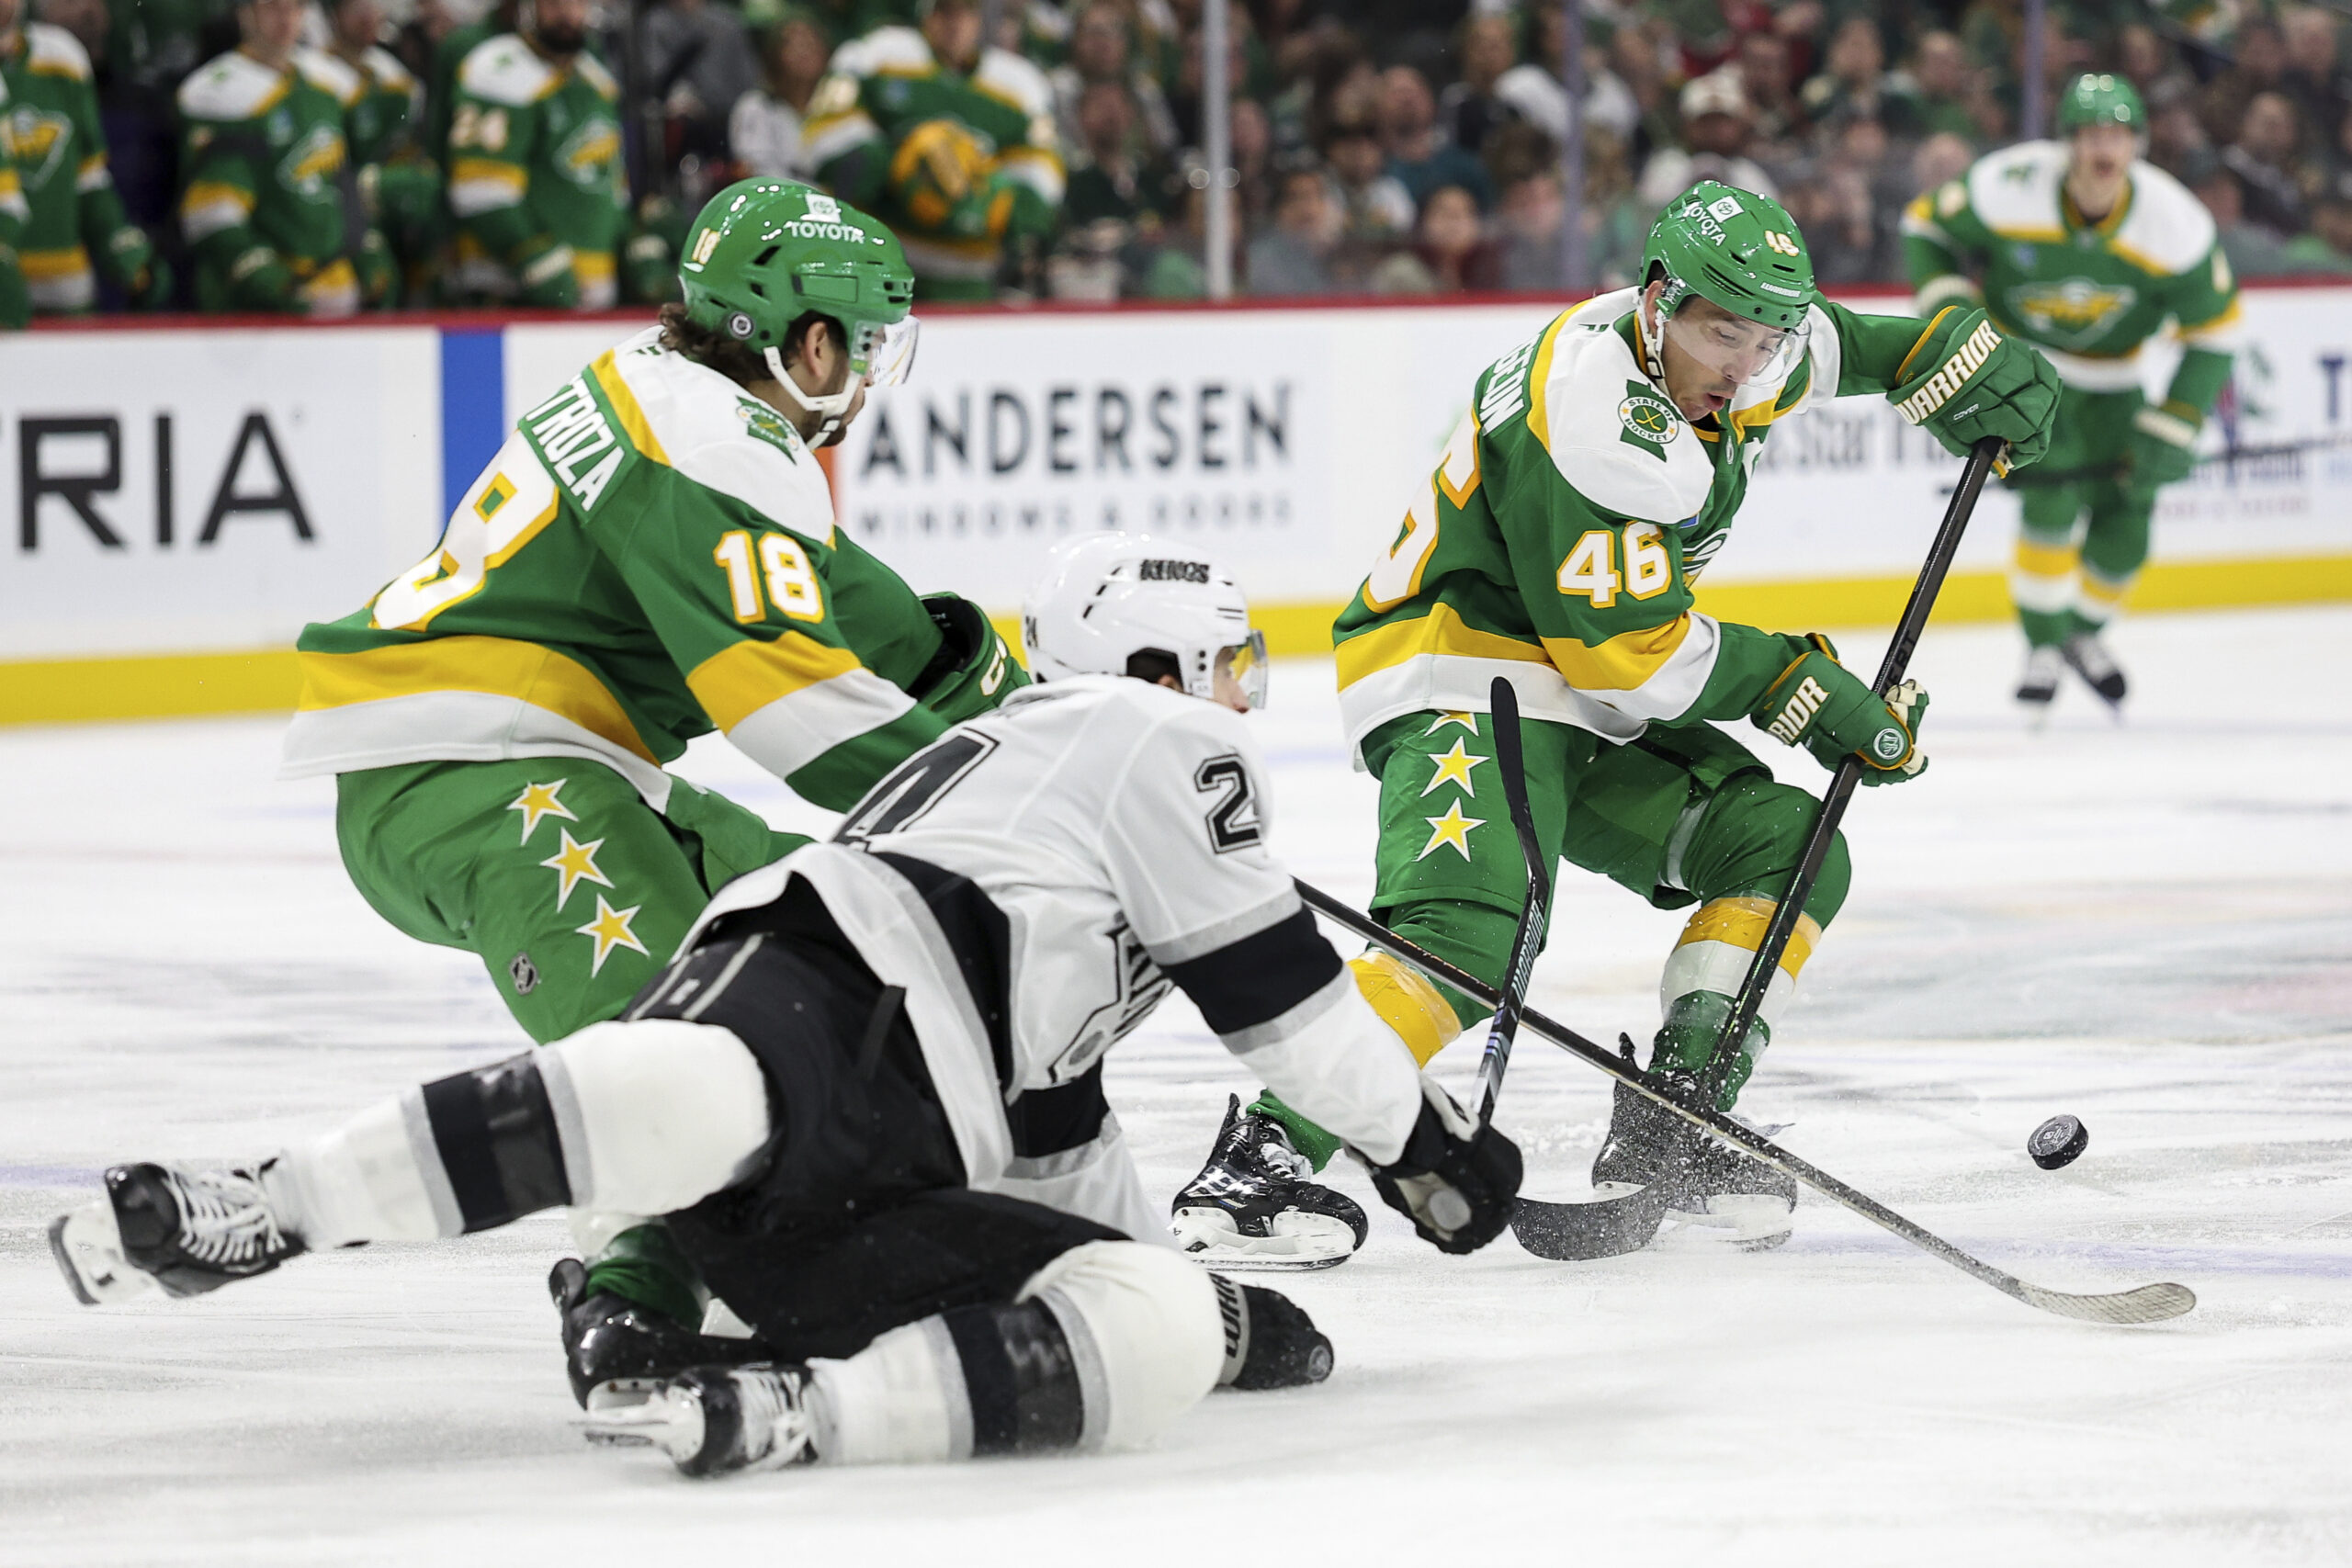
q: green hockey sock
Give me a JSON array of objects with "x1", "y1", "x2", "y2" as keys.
[
  {"x1": 2018, "y1": 605, "x2": 2073, "y2": 649},
  {"x1": 1648, "y1": 990, "x2": 1771, "y2": 1111},
  {"x1": 1246, "y1": 1090, "x2": 1350, "y2": 1173},
  {"x1": 582, "y1": 1223, "x2": 707, "y2": 1329}
]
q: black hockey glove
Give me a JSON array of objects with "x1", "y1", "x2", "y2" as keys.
[{"x1": 1363, "y1": 1078, "x2": 1522, "y2": 1256}]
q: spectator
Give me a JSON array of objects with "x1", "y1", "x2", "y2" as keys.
[
  {"x1": 1909, "y1": 130, "x2": 1974, "y2": 203},
  {"x1": 1609, "y1": 19, "x2": 1679, "y2": 164},
  {"x1": 1495, "y1": 164, "x2": 1564, "y2": 292},
  {"x1": 2148, "y1": 80, "x2": 2211, "y2": 179},
  {"x1": 644, "y1": 0, "x2": 759, "y2": 164},
  {"x1": 1063, "y1": 79, "x2": 1169, "y2": 228},
  {"x1": 1638, "y1": 70, "x2": 1780, "y2": 209},
  {"x1": 1734, "y1": 29, "x2": 1806, "y2": 159},
  {"x1": 2278, "y1": 188, "x2": 2352, "y2": 273},
  {"x1": 1437, "y1": 13, "x2": 1515, "y2": 158},
  {"x1": 1248, "y1": 164, "x2": 1340, "y2": 295},
  {"x1": 1231, "y1": 95, "x2": 1274, "y2": 228},
  {"x1": 1494, "y1": 4, "x2": 1639, "y2": 147},
  {"x1": 1321, "y1": 111, "x2": 1414, "y2": 240},
  {"x1": 1380, "y1": 64, "x2": 1490, "y2": 210},
  {"x1": 1580, "y1": 124, "x2": 1646, "y2": 288},
  {"x1": 2190, "y1": 155, "x2": 2295, "y2": 276},
  {"x1": 729, "y1": 12, "x2": 832, "y2": 179},
  {"x1": 2279, "y1": 6, "x2": 2352, "y2": 162},
  {"x1": 1801, "y1": 18, "x2": 1921, "y2": 141},
  {"x1": 1051, "y1": 0, "x2": 1179, "y2": 161},
  {"x1": 1370, "y1": 183, "x2": 1499, "y2": 293},
  {"x1": 2203, "y1": 17, "x2": 2288, "y2": 152},
  {"x1": 2115, "y1": 21, "x2": 2192, "y2": 111},
  {"x1": 2223, "y1": 90, "x2": 2314, "y2": 238},
  {"x1": 1903, "y1": 29, "x2": 1997, "y2": 146}
]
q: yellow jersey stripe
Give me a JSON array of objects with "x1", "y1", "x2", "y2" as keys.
[
  {"x1": 1523, "y1": 309, "x2": 1576, "y2": 455},
  {"x1": 1540, "y1": 613, "x2": 1694, "y2": 692},
  {"x1": 1334, "y1": 603, "x2": 1549, "y2": 690},
  {"x1": 591, "y1": 350, "x2": 671, "y2": 467},
  {"x1": 685, "y1": 635, "x2": 867, "y2": 731},
  {"x1": 296, "y1": 636, "x2": 657, "y2": 762}
]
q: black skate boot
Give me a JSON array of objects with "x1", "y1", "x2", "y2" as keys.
[
  {"x1": 2016, "y1": 644, "x2": 2063, "y2": 710},
  {"x1": 51, "y1": 1162, "x2": 306, "y2": 1305},
  {"x1": 582, "y1": 1363, "x2": 819, "y2": 1477},
  {"x1": 1170, "y1": 1095, "x2": 1369, "y2": 1270},
  {"x1": 2061, "y1": 631, "x2": 2128, "y2": 710},
  {"x1": 549, "y1": 1257, "x2": 780, "y2": 1409},
  {"x1": 1593, "y1": 1014, "x2": 1798, "y2": 1249}
]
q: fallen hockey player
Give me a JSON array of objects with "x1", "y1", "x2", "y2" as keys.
[{"x1": 50, "y1": 533, "x2": 1522, "y2": 1477}]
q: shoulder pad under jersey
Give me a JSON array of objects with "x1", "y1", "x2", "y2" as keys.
[
  {"x1": 176, "y1": 51, "x2": 291, "y2": 122},
  {"x1": 1965, "y1": 139, "x2": 2068, "y2": 241},
  {"x1": 25, "y1": 22, "x2": 95, "y2": 80},
  {"x1": 295, "y1": 47, "x2": 365, "y2": 107},
  {"x1": 833, "y1": 26, "x2": 933, "y2": 79},
  {"x1": 1523, "y1": 291, "x2": 1715, "y2": 525},
  {"x1": 458, "y1": 33, "x2": 557, "y2": 106},
  {"x1": 974, "y1": 46, "x2": 1054, "y2": 116},
  {"x1": 2110, "y1": 161, "x2": 2219, "y2": 275},
  {"x1": 363, "y1": 44, "x2": 418, "y2": 92},
  {"x1": 599, "y1": 333, "x2": 840, "y2": 542}
]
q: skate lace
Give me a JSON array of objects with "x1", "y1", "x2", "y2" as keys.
[
  {"x1": 733, "y1": 1367, "x2": 815, "y2": 1470},
  {"x1": 165, "y1": 1169, "x2": 288, "y2": 1269}
]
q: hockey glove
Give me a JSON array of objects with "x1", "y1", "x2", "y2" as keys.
[
  {"x1": 105, "y1": 225, "x2": 173, "y2": 310},
  {"x1": 2127, "y1": 400, "x2": 2200, "y2": 491},
  {"x1": 1891, "y1": 307, "x2": 2062, "y2": 470},
  {"x1": 512, "y1": 236, "x2": 580, "y2": 310},
  {"x1": 911, "y1": 592, "x2": 1030, "y2": 724},
  {"x1": 1751, "y1": 634, "x2": 1928, "y2": 784},
  {"x1": 1363, "y1": 1077, "x2": 1521, "y2": 1256}
]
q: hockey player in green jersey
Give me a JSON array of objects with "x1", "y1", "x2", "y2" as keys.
[
  {"x1": 802, "y1": 0, "x2": 1063, "y2": 299},
  {"x1": 323, "y1": 0, "x2": 435, "y2": 304},
  {"x1": 1904, "y1": 73, "x2": 2242, "y2": 712},
  {"x1": 1172, "y1": 183, "x2": 2064, "y2": 1267},
  {"x1": 283, "y1": 179, "x2": 1022, "y2": 1367},
  {"x1": 0, "y1": 0, "x2": 170, "y2": 312},
  {"x1": 0, "y1": 90, "x2": 26, "y2": 326},
  {"x1": 176, "y1": 0, "x2": 382, "y2": 315},
  {"x1": 444, "y1": 0, "x2": 639, "y2": 310}
]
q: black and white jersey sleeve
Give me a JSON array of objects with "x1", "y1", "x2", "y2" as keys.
[{"x1": 1096, "y1": 702, "x2": 1423, "y2": 1167}]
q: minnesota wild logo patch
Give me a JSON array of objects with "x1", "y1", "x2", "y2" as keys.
[
  {"x1": 1618, "y1": 383, "x2": 1679, "y2": 460},
  {"x1": 736, "y1": 399, "x2": 802, "y2": 460}
]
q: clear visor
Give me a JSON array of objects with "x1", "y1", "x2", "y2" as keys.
[
  {"x1": 1661, "y1": 306, "x2": 1809, "y2": 389},
  {"x1": 1220, "y1": 631, "x2": 1269, "y2": 711},
  {"x1": 852, "y1": 316, "x2": 922, "y2": 389}
]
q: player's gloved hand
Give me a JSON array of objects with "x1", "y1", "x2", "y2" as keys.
[
  {"x1": 106, "y1": 226, "x2": 174, "y2": 310},
  {"x1": 1890, "y1": 306, "x2": 2061, "y2": 470},
  {"x1": 225, "y1": 243, "x2": 298, "y2": 311},
  {"x1": 513, "y1": 237, "x2": 580, "y2": 310},
  {"x1": 1362, "y1": 1077, "x2": 1522, "y2": 1256},
  {"x1": 2127, "y1": 400, "x2": 2200, "y2": 491},
  {"x1": 356, "y1": 229, "x2": 398, "y2": 309},
  {"x1": 623, "y1": 229, "x2": 676, "y2": 304},
  {"x1": 1751, "y1": 634, "x2": 1928, "y2": 784}
]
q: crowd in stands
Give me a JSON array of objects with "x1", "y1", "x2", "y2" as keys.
[{"x1": 12, "y1": 0, "x2": 2352, "y2": 319}]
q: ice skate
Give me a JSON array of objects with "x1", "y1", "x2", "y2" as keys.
[
  {"x1": 549, "y1": 1257, "x2": 784, "y2": 1409},
  {"x1": 582, "y1": 1363, "x2": 818, "y2": 1477},
  {"x1": 2062, "y1": 631, "x2": 2128, "y2": 713},
  {"x1": 2016, "y1": 644, "x2": 2063, "y2": 718},
  {"x1": 1170, "y1": 1095, "x2": 1369, "y2": 1270},
  {"x1": 1591, "y1": 1075, "x2": 1794, "y2": 1249},
  {"x1": 51, "y1": 1162, "x2": 304, "y2": 1305}
]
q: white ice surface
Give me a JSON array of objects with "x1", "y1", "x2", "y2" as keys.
[{"x1": 4, "y1": 606, "x2": 2351, "y2": 1567}]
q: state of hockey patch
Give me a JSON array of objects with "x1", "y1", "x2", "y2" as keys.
[{"x1": 1618, "y1": 382, "x2": 1679, "y2": 460}]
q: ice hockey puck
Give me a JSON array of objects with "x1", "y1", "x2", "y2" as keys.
[{"x1": 2028, "y1": 1114, "x2": 2088, "y2": 1169}]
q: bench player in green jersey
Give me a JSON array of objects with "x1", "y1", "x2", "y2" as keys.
[
  {"x1": 281, "y1": 179, "x2": 1024, "y2": 1365},
  {"x1": 0, "y1": 92, "x2": 24, "y2": 326},
  {"x1": 1904, "y1": 73, "x2": 2243, "y2": 713},
  {"x1": 175, "y1": 0, "x2": 386, "y2": 315},
  {"x1": 0, "y1": 0, "x2": 169, "y2": 313},
  {"x1": 801, "y1": 0, "x2": 1062, "y2": 299},
  {"x1": 1171, "y1": 184, "x2": 2064, "y2": 1266}
]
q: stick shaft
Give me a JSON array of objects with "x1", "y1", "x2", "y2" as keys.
[
  {"x1": 1697, "y1": 435, "x2": 2002, "y2": 1102},
  {"x1": 1472, "y1": 679, "x2": 1551, "y2": 1128}
]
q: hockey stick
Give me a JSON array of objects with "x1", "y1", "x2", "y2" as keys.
[
  {"x1": 1295, "y1": 879, "x2": 2194, "y2": 1325},
  {"x1": 1696, "y1": 435, "x2": 2004, "y2": 1109},
  {"x1": 1470, "y1": 677, "x2": 1552, "y2": 1129}
]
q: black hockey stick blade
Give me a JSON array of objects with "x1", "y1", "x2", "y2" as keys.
[
  {"x1": 1295, "y1": 880, "x2": 2195, "y2": 1324},
  {"x1": 1471, "y1": 677, "x2": 1551, "y2": 1129},
  {"x1": 1510, "y1": 1183, "x2": 1673, "y2": 1261}
]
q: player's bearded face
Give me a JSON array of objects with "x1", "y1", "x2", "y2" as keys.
[{"x1": 533, "y1": 0, "x2": 591, "y2": 55}]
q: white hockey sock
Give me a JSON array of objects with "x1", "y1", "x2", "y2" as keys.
[{"x1": 267, "y1": 1092, "x2": 449, "y2": 1247}]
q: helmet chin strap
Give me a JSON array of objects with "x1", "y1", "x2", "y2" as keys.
[
  {"x1": 1636, "y1": 293, "x2": 1670, "y2": 390},
  {"x1": 763, "y1": 346, "x2": 859, "y2": 448}
]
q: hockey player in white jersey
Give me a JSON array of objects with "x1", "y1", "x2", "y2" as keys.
[{"x1": 50, "y1": 533, "x2": 1522, "y2": 1478}]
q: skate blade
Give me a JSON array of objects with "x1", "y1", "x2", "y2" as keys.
[
  {"x1": 1171, "y1": 1208, "x2": 1357, "y2": 1271},
  {"x1": 49, "y1": 1202, "x2": 155, "y2": 1306},
  {"x1": 1659, "y1": 1193, "x2": 1794, "y2": 1250},
  {"x1": 579, "y1": 1383, "x2": 703, "y2": 1457}
]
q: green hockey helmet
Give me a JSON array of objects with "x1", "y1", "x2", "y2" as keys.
[
  {"x1": 679, "y1": 178, "x2": 920, "y2": 441},
  {"x1": 2057, "y1": 73, "x2": 2145, "y2": 134},
  {"x1": 1637, "y1": 181, "x2": 1816, "y2": 389}
]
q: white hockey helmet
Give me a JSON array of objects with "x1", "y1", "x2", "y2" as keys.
[{"x1": 1021, "y1": 532, "x2": 1268, "y2": 709}]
